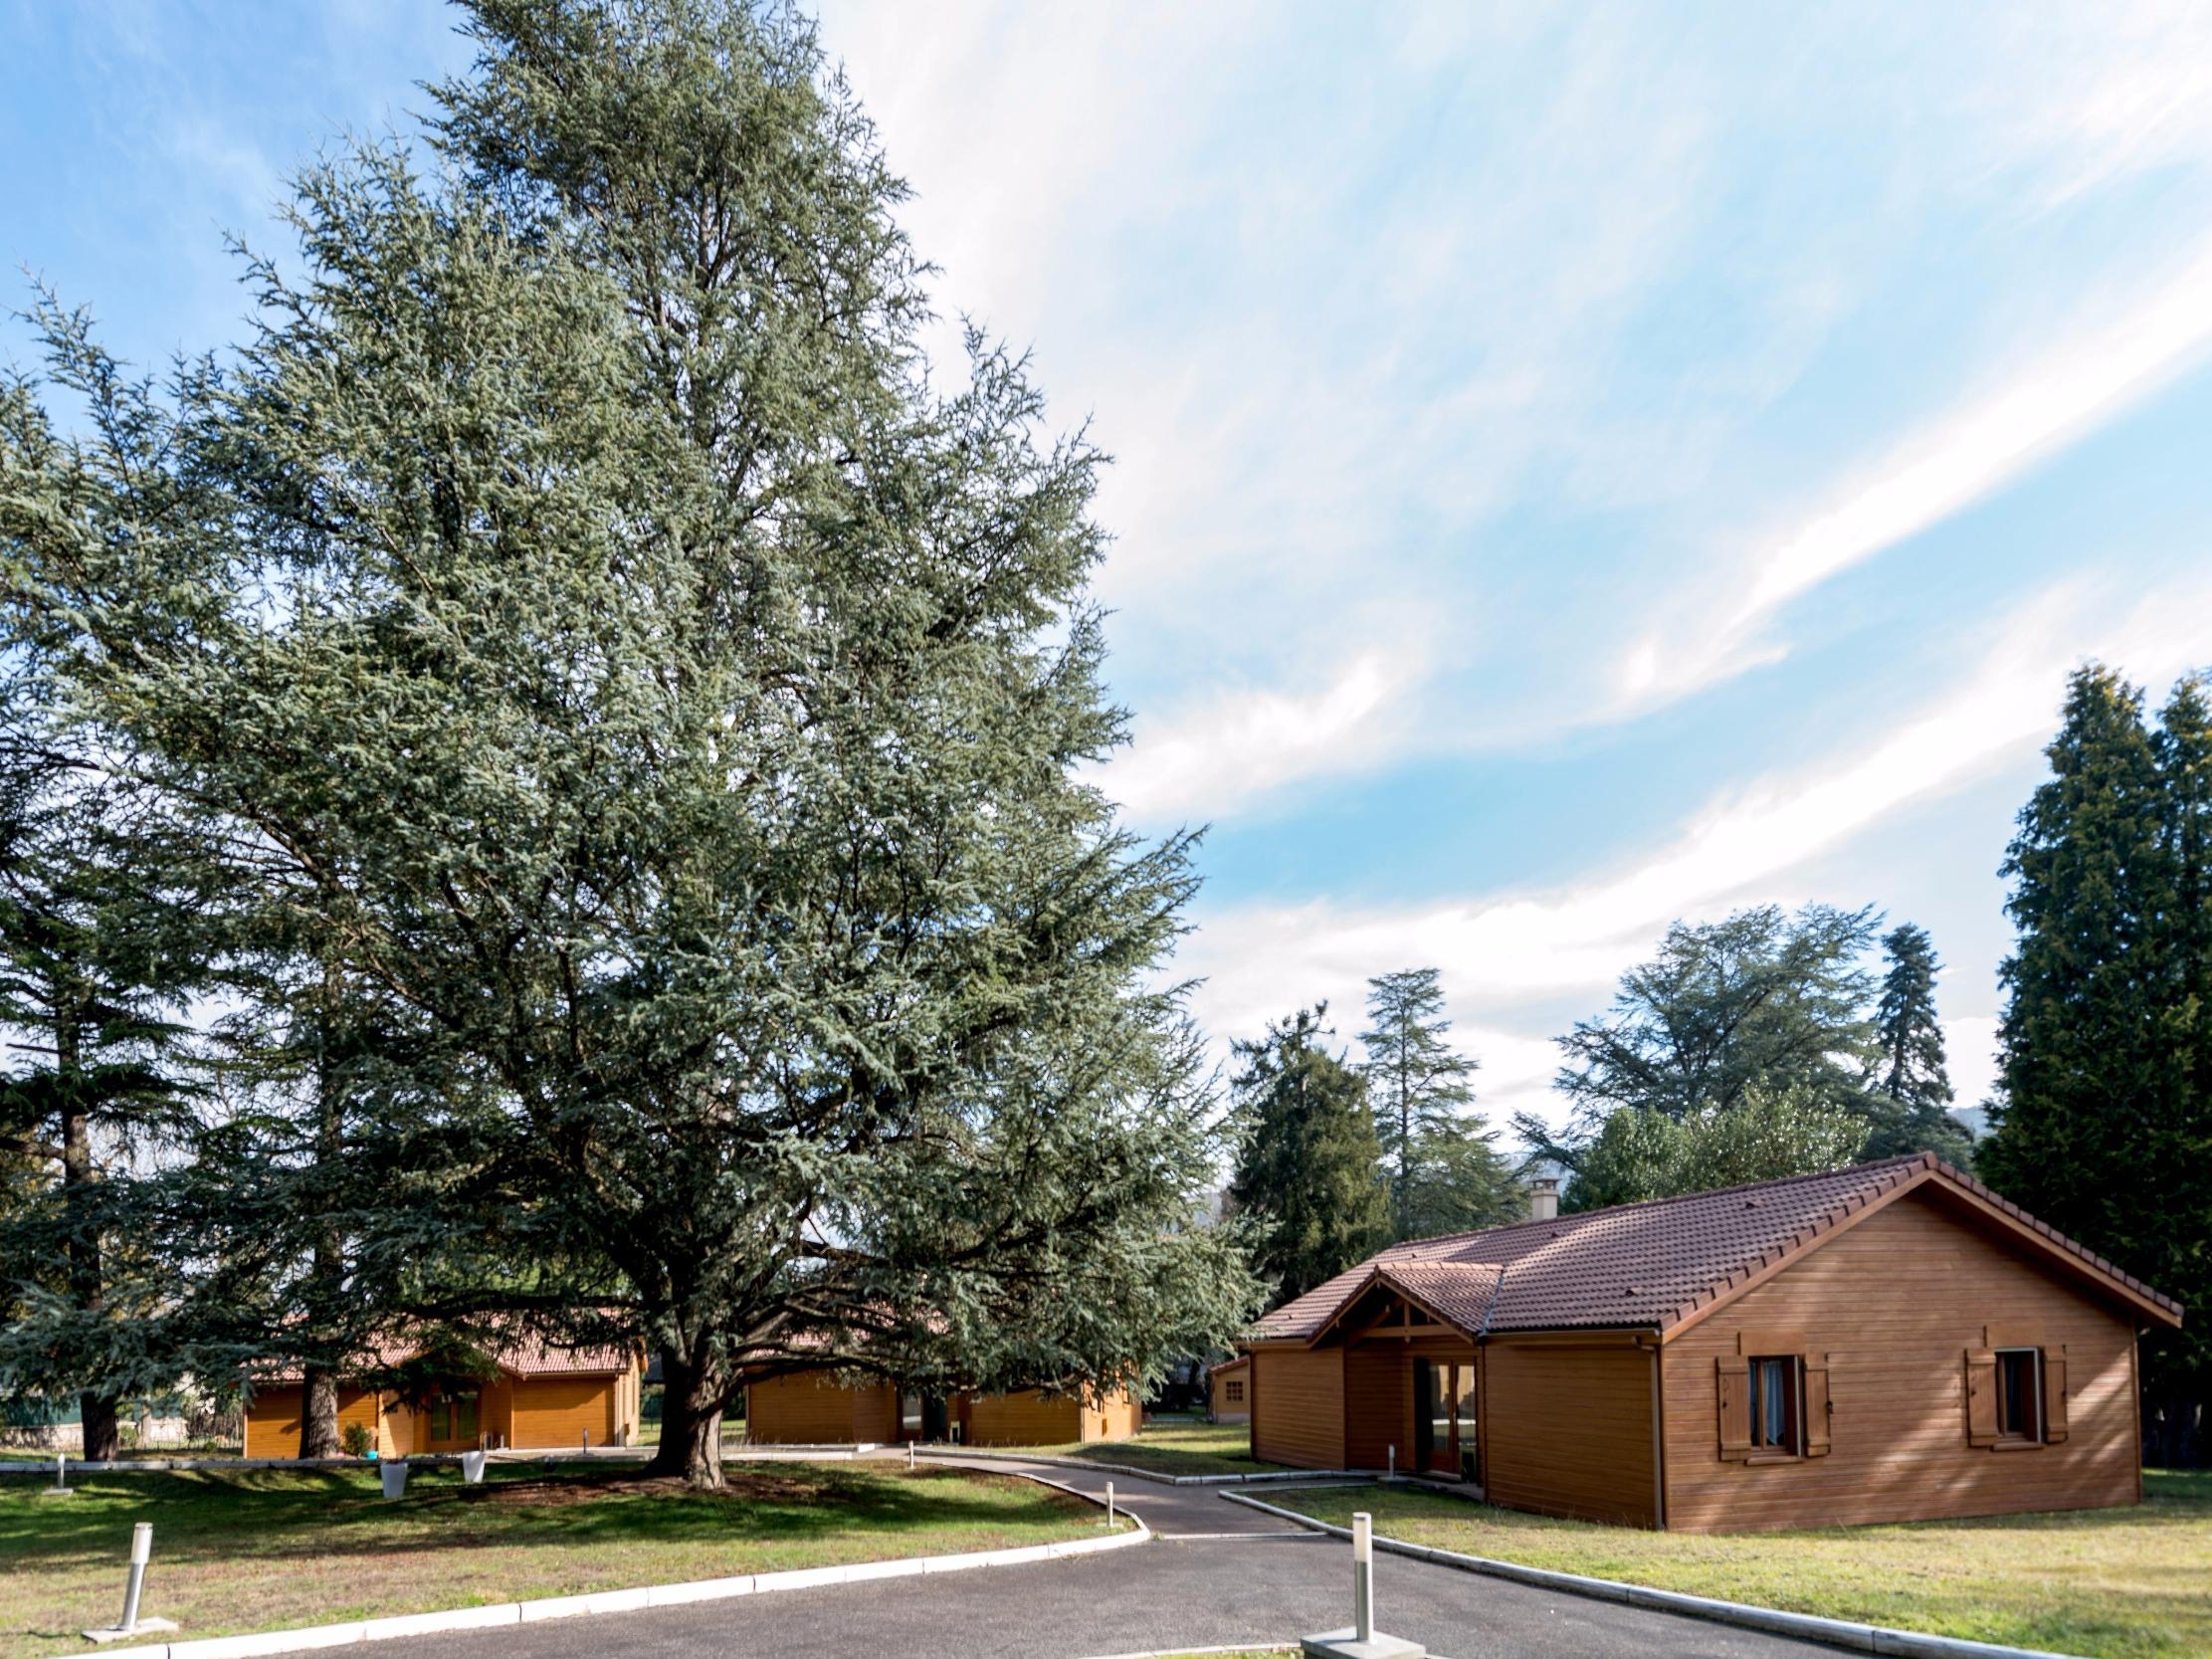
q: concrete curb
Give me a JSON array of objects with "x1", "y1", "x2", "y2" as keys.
[
  {"x1": 0, "y1": 1445, "x2": 874, "y2": 1478},
  {"x1": 40, "y1": 1471, "x2": 1147, "y2": 1659},
  {"x1": 915, "y1": 1447, "x2": 1378, "y2": 1489},
  {"x1": 1221, "y1": 1492, "x2": 2092, "y2": 1659}
]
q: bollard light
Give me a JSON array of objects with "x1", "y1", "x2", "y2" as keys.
[
  {"x1": 1387, "y1": 1443, "x2": 1395, "y2": 1479},
  {"x1": 1297, "y1": 1506, "x2": 1422, "y2": 1658},
  {"x1": 1352, "y1": 1512, "x2": 1373, "y2": 1641},
  {"x1": 1106, "y1": 1481, "x2": 1115, "y2": 1528},
  {"x1": 119, "y1": 1523, "x2": 151, "y2": 1632},
  {"x1": 79, "y1": 1520, "x2": 178, "y2": 1644}
]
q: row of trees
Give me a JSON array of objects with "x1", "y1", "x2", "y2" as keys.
[
  {"x1": 1980, "y1": 668, "x2": 2209, "y2": 1466},
  {"x1": 1521, "y1": 907, "x2": 1973, "y2": 1211},
  {"x1": 1227, "y1": 969, "x2": 1522, "y2": 1300},
  {"x1": 0, "y1": 0, "x2": 1260, "y2": 1485}
]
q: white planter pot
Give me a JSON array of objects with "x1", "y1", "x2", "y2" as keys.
[
  {"x1": 379, "y1": 1460, "x2": 410, "y2": 1500},
  {"x1": 460, "y1": 1451, "x2": 488, "y2": 1485}
]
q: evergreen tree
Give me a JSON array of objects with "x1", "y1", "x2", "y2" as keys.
[
  {"x1": 1229, "y1": 1008, "x2": 1388, "y2": 1301},
  {"x1": 1865, "y1": 923, "x2": 1974, "y2": 1164},
  {"x1": 1980, "y1": 667, "x2": 2211, "y2": 1466},
  {"x1": 1519, "y1": 903, "x2": 1883, "y2": 1189},
  {"x1": 0, "y1": 0, "x2": 1259, "y2": 1487},
  {"x1": 1566, "y1": 1084, "x2": 1869, "y2": 1211},
  {"x1": 1358, "y1": 968, "x2": 1519, "y2": 1240},
  {"x1": 0, "y1": 674, "x2": 209, "y2": 1457}
]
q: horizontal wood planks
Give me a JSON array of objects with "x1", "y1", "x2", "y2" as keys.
[
  {"x1": 1484, "y1": 1334, "x2": 1657, "y2": 1527},
  {"x1": 742, "y1": 1371, "x2": 892, "y2": 1443},
  {"x1": 243, "y1": 1385, "x2": 382, "y2": 1458},
  {"x1": 1344, "y1": 1342, "x2": 1416, "y2": 1470},
  {"x1": 508, "y1": 1376, "x2": 617, "y2": 1449},
  {"x1": 1663, "y1": 1188, "x2": 2140, "y2": 1532},
  {"x1": 1252, "y1": 1347, "x2": 1346, "y2": 1468}
]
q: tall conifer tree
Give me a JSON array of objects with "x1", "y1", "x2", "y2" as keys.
[
  {"x1": 1866, "y1": 923, "x2": 1974, "y2": 1164},
  {"x1": 1358, "y1": 968, "x2": 1518, "y2": 1240},
  {"x1": 1229, "y1": 1008, "x2": 1388, "y2": 1301},
  {"x1": 1981, "y1": 666, "x2": 2210, "y2": 1465},
  {"x1": 1, "y1": 0, "x2": 1259, "y2": 1486}
]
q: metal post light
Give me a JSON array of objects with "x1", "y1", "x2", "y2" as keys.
[
  {"x1": 82, "y1": 1521, "x2": 177, "y2": 1645},
  {"x1": 1352, "y1": 1512, "x2": 1373, "y2": 1643},
  {"x1": 119, "y1": 1523, "x2": 151, "y2": 1632},
  {"x1": 1299, "y1": 1508, "x2": 1422, "y2": 1658}
]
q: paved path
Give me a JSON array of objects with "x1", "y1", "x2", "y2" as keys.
[{"x1": 356, "y1": 1457, "x2": 1844, "y2": 1659}]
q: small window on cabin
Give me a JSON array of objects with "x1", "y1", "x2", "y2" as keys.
[
  {"x1": 1225, "y1": 1379, "x2": 1244, "y2": 1404},
  {"x1": 1995, "y1": 1348, "x2": 2042, "y2": 1442},
  {"x1": 1747, "y1": 1356, "x2": 1800, "y2": 1455}
]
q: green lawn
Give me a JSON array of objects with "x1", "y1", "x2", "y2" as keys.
[
  {"x1": 1285, "y1": 1472, "x2": 2212, "y2": 1659},
  {"x1": 1, "y1": 1461, "x2": 1114, "y2": 1659},
  {"x1": 988, "y1": 1418, "x2": 1283, "y2": 1478}
]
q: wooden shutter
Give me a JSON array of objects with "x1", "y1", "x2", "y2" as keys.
[
  {"x1": 1963, "y1": 1348, "x2": 1998, "y2": 1447},
  {"x1": 1715, "y1": 1356, "x2": 1751, "y2": 1460},
  {"x1": 1802, "y1": 1355, "x2": 1831, "y2": 1457},
  {"x1": 2043, "y1": 1351, "x2": 2068, "y2": 1444}
]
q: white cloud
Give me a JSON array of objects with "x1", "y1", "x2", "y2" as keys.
[
  {"x1": 1183, "y1": 572, "x2": 2212, "y2": 1137},
  {"x1": 1619, "y1": 230, "x2": 2212, "y2": 710},
  {"x1": 1942, "y1": 1014, "x2": 2003, "y2": 1113},
  {"x1": 1099, "y1": 648, "x2": 1426, "y2": 824}
]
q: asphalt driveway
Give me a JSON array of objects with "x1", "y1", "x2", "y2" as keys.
[{"x1": 343, "y1": 1456, "x2": 1846, "y2": 1659}]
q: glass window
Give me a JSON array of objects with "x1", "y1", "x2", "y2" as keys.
[
  {"x1": 456, "y1": 1391, "x2": 479, "y2": 1443},
  {"x1": 1747, "y1": 1357, "x2": 1799, "y2": 1453},
  {"x1": 1995, "y1": 1348, "x2": 2041, "y2": 1441},
  {"x1": 1225, "y1": 1379, "x2": 1243, "y2": 1403}
]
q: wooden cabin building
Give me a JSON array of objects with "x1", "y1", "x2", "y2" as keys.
[
  {"x1": 246, "y1": 1336, "x2": 645, "y2": 1459},
  {"x1": 745, "y1": 1371, "x2": 1140, "y2": 1447},
  {"x1": 1242, "y1": 1153, "x2": 2181, "y2": 1532},
  {"x1": 1209, "y1": 1355, "x2": 1251, "y2": 1424}
]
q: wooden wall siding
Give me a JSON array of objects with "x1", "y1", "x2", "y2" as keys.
[
  {"x1": 966, "y1": 1389, "x2": 1085, "y2": 1445},
  {"x1": 1211, "y1": 1369, "x2": 1250, "y2": 1423},
  {"x1": 1252, "y1": 1348, "x2": 1347, "y2": 1469},
  {"x1": 508, "y1": 1376, "x2": 617, "y2": 1449},
  {"x1": 1663, "y1": 1188, "x2": 2140, "y2": 1533},
  {"x1": 746, "y1": 1371, "x2": 893, "y2": 1443},
  {"x1": 1344, "y1": 1343, "x2": 1418, "y2": 1470},
  {"x1": 244, "y1": 1385, "x2": 382, "y2": 1459},
  {"x1": 1078, "y1": 1388, "x2": 1142, "y2": 1443},
  {"x1": 1484, "y1": 1336, "x2": 1657, "y2": 1528}
]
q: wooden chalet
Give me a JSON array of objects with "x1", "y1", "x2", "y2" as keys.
[
  {"x1": 245, "y1": 1335, "x2": 645, "y2": 1459},
  {"x1": 1242, "y1": 1152, "x2": 2182, "y2": 1532},
  {"x1": 1208, "y1": 1354, "x2": 1251, "y2": 1423},
  {"x1": 746, "y1": 1371, "x2": 1140, "y2": 1446}
]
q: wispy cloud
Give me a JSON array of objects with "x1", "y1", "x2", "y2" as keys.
[
  {"x1": 1618, "y1": 231, "x2": 2212, "y2": 711},
  {"x1": 1100, "y1": 648, "x2": 1428, "y2": 825},
  {"x1": 1184, "y1": 573, "x2": 2212, "y2": 1133}
]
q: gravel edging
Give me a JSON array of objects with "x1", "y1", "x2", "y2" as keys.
[
  {"x1": 38, "y1": 1470, "x2": 1145, "y2": 1659},
  {"x1": 1220, "y1": 1492, "x2": 2092, "y2": 1659}
]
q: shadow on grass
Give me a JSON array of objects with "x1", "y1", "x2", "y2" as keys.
[{"x1": 1, "y1": 1461, "x2": 1086, "y2": 1572}]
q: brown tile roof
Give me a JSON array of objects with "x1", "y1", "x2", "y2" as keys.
[{"x1": 1249, "y1": 1152, "x2": 2182, "y2": 1346}]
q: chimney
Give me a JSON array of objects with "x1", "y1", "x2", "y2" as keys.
[{"x1": 1527, "y1": 1176, "x2": 1560, "y2": 1223}]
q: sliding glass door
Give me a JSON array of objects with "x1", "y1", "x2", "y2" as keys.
[{"x1": 1411, "y1": 1359, "x2": 1479, "y2": 1481}]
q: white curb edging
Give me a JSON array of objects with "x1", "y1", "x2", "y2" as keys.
[
  {"x1": 913, "y1": 1446, "x2": 1376, "y2": 1489},
  {"x1": 45, "y1": 1472, "x2": 1146, "y2": 1659},
  {"x1": 1221, "y1": 1492, "x2": 2093, "y2": 1659}
]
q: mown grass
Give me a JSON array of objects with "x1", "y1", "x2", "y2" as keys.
[
  {"x1": 991, "y1": 1418, "x2": 1282, "y2": 1477},
  {"x1": 0, "y1": 1460, "x2": 1110, "y2": 1659},
  {"x1": 1286, "y1": 1470, "x2": 2212, "y2": 1659}
]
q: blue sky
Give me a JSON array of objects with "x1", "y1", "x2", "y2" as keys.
[{"x1": 9, "y1": 2, "x2": 2212, "y2": 1142}]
